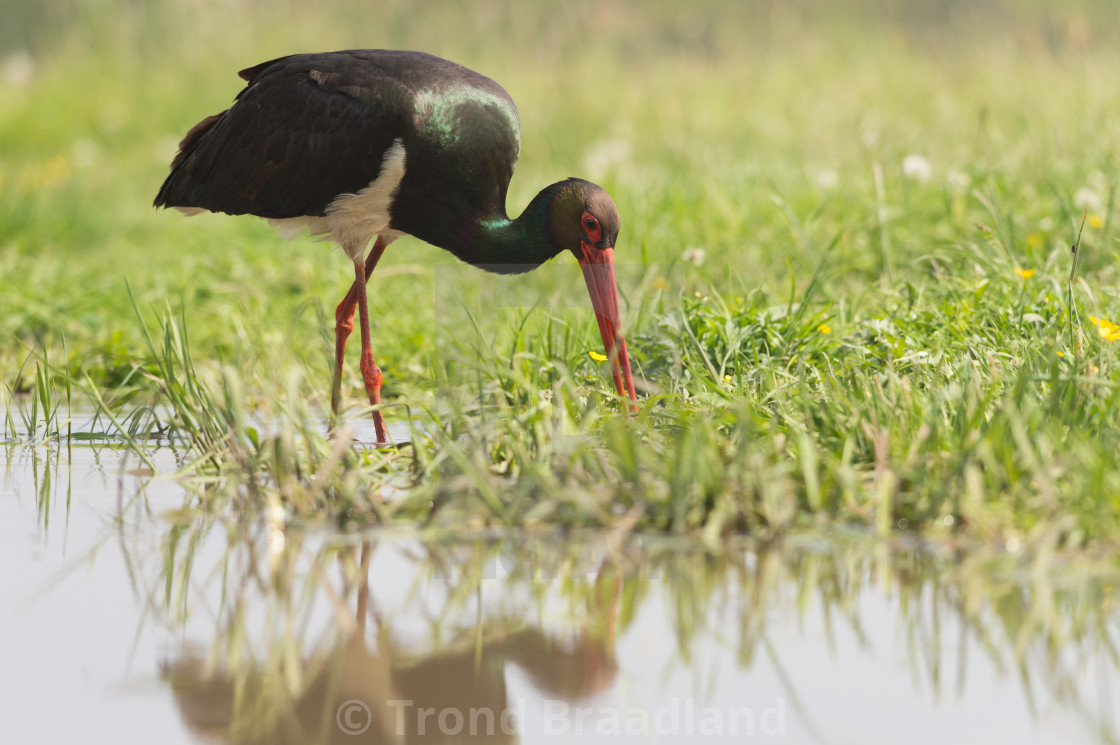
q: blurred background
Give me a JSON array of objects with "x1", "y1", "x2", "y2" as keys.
[{"x1": 1, "y1": 0, "x2": 1118, "y2": 390}]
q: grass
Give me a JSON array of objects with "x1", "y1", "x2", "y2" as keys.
[
  {"x1": 149, "y1": 529, "x2": 1120, "y2": 741},
  {"x1": 4, "y1": 0, "x2": 1120, "y2": 546}
]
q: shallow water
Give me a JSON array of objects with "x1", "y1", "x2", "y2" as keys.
[{"x1": 3, "y1": 435, "x2": 1120, "y2": 744}]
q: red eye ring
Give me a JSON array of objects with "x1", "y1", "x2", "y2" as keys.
[{"x1": 581, "y1": 211, "x2": 602, "y2": 241}]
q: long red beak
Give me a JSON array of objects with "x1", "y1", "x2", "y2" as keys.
[{"x1": 579, "y1": 244, "x2": 638, "y2": 410}]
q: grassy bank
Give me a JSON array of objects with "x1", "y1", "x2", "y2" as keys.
[{"x1": 3, "y1": 0, "x2": 1120, "y2": 545}]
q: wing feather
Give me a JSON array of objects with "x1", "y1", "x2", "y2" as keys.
[{"x1": 155, "y1": 53, "x2": 409, "y2": 219}]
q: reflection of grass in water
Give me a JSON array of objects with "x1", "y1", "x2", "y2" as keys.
[
  {"x1": 5, "y1": 1, "x2": 1120, "y2": 542},
  {"x1": 147, "y1": 528, "x2": 1120, "y2": 743},
  {"x1": 2, "y1": 339, "x2": 72, "y2": 441}
]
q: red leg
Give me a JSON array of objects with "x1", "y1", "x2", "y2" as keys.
[
  {"x1": 353, "y1": 257, "x2": 389, "y2": 443},
  {"x1": 331, "y1": 237, "x2": 388, "y2": 420},
  {"x1": 331, "y1": 296, "x2": 355, "y2": 416}
]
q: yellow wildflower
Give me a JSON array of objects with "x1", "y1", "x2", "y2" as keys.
[
  {"x1": 588, "y1": 350, "x2": 608, "y2": 362},
  {"x1": 723, "y1": 374, "x2": 733, "y2": 383},
  {"x1": 1025, "y1": 232, "x2": 1044, "y2": 249},
  {"x1": 817, "y1": 323, "x2": 832, "y2": 334},
  {"x1": 1057, "y1": 351, "x2": 1064, "y2": 357},
  {"x1": 650, "y1": 278, "x2": 670, "y2": 291},
  {"x1": 1090, "y1": 316, "x2": 1120, "y2": 341},
  {"x1": 1014, "y1": 268, "x2": 1034, "y2": 279},
  {"x1": 1089, "y1": 214, "x2": 1104, "y2": 229}
]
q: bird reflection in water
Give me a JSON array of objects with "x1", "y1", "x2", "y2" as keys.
[{"x1": 161, "y1": 540, "x2": 627, "y2": 743}]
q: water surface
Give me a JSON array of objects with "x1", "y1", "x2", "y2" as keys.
[{"x1": 2, "y1": 437, "x2": 1119, "y2": 744}]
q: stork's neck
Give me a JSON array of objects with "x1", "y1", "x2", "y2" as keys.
[{"x1": 452, "y1": 183, "x2": 565, "y2": 275}]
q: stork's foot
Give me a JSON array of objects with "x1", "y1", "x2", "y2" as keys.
[{"x1": 359, "y1": 347, "x2": 390, "y2": 444}]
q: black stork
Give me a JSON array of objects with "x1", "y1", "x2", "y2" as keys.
[{"x1": 155, "y1": 49, "x2": 638, "y2": 444}]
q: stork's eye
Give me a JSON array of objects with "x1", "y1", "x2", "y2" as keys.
[{"x1": 581, "y1": 212, "x2": 602, "y2": 240}]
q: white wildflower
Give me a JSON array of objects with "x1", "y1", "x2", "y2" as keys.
[
  {"x1": 902, "y1": 154, "x2": 933, "y2": 183},
  {"x1": 1074, "y1": 187, "x2": 1103, "y2": 211},
  {"x1": 681, "y1": 247, "x2": 706, "y2": 266}
]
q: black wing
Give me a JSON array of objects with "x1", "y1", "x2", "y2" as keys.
[{"x1": 154, "y1": 52, "x2": 411, "y2": 219}]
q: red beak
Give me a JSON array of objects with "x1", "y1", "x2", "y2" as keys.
[{"x1": 579, "y1": 243, "x2": 638, "y2": 410}]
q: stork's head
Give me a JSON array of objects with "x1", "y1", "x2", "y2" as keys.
[{"x1": 546, "y1": 180, "x2": 636, "y2": 408}]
